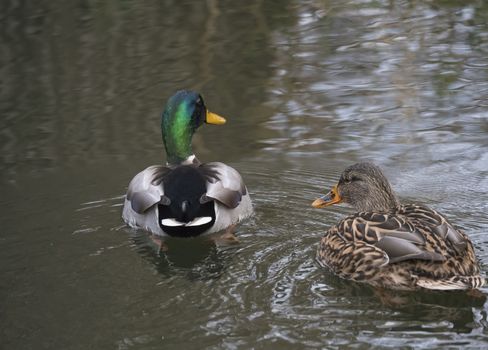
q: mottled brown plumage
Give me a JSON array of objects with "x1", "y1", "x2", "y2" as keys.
[{"x1": 312, "y1": 162, "x2": 485, "y2": 290}]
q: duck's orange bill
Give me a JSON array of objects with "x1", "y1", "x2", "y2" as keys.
[
  {"x1": 206, "y1": 110, "x2": 226, "y2": 125},
  {"x1": 312, "y1": 184, "x2": 342, "y2": 208}
]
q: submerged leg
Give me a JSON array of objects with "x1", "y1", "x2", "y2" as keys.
[
  {"x1": 150, "y1": 235, "x2": 169, "y2": 252},
  {"x1": 213, "y1": 224, "x2": 240, "y2": 246}
]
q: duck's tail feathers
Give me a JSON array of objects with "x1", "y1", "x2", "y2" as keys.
[{"x1": 414, "y1": 275, "x2": 486, "y2": 290}]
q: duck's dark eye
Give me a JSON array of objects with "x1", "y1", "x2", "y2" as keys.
[
  {"x1": 193, "y1": 97, "x2": 205, "y2": 125},
  {"x1": 343, "y1": 175, "x2": 359, "y2": 184}
]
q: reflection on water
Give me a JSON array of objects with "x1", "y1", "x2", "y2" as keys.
[
  {"x1": 1, "y1": 0, "x2": 488, "y2": 349},
  {"x1": 129, "y1": 231, "x2": 236, "y2": 280}
]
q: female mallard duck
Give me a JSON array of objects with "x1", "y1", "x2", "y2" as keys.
[
  {"x1": 312, "y1": 162, "x2": 485, "y2": 290},
  {"x1": 122, "y1": 90, "x2": 252, "y2": 239}
]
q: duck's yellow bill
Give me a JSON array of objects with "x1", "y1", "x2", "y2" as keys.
[
  {"x1": 206, "y1": 110, "x2": 226, "y2": 125},
  {"x1": 312, "y1": 184, "x2": 342, "y2": 208}
]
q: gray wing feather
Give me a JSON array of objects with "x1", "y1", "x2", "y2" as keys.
[
  {"x1": 375, "y1": 236, "x2": 446, "y2": 263},
  {"x1": 126, "y1": 165, "x2": 168, "y2": 214},
  {"x1": 130, "y1": 191, "x2": 161, "y2": 213},
  {"x1": 348, "y1": 212, "x2": 448, "y2": 265},
  {"x1": 403, "y1": 204, "x2": 468, "y2": 253},
  {"x1": 433, "y1": 222, "x2": 467, "y2": 254},
  {"x1": 200, "y1": 162, "x2": 247, "y2": 209}
]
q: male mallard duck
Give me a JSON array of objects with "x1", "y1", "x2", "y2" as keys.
[
  {"x1": 122, "y1": 90, "x2": 252, "y2": 239},
  {"x1": 312, "y1": 162, "x2": 485, "y2": 291}
]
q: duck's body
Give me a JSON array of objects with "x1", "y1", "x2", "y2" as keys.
[
  {"x1": 123, "y1": 162, "x2": 252, "y2": 237},
  {"x1": 122, "y1": 90, "x2": 252, "y2": 238},
  {"x1": 313, "y1": 162, "x2": 484, "y2": 291}
]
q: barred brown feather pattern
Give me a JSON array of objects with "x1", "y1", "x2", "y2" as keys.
[
  {"x1": 317, "y1": 204, "x2": 484, "y2": 290},
  {"x1": 317, "y1": 227, "x2": 389, "y2": 282}
]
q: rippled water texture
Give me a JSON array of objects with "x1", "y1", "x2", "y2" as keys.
[{"x1": 2, "y1": 0, "x2": 488, "y2": 349}]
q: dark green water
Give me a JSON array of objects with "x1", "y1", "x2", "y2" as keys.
[{"x1": 2, "y1": 0, "x2": 488, "y2": 349}]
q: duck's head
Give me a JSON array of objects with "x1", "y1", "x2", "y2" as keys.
[
  {"x1": 161, "y1": 90, "x2": 226, "y2": 165},
  {"x1": 312, "y1": 162, "x2": 400, "y2": 212}
]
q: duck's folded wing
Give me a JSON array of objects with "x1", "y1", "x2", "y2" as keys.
[
  {"x1": 199, "y1": 162, "x2": 247, "y2": 209},
  {"x1": 126, "y1": 165, "x2": 170, "y2": 213},
  {"x1": 339, "y1": 212, "x2": 446, "y2": 264},
  {"x1": 374, "y1": 236, "x2": 445, "y2": 263},
  {"x1": 400, "y1": 204, "x2": 468, "y2": 254}
]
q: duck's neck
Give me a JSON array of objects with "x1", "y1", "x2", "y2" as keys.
[
  {"x1": 162, "y1": 131, "x2": 193, "y2": 165},
  {"x1": 358, "y1": 185, "x2": 400, "y2": 212},
  {"x1": 165, "y1": 154, "x2": 199, "y2": 168},
  {"x1": 378, "y1": 180, "x2": 401, "y2": 211},
  {"x1": 162, "y1": 113, "x2": 195, "y2": 165},
  {"x1": 368, "y1": 195, "x2": 400, "y2": 213}
]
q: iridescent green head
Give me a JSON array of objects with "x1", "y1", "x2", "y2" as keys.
[{"x1": 161, "y1": 90, "x2": 226, "y2": 165}]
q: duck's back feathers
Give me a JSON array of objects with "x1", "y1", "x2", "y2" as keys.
[
  {"x1": 317, "y1": 204, "x2": 483, "y2": 290},
  {"x1": 400, "y1": 204, "x2": 468, "y2": 253},
  {"x1": 156, "y1": 165, "x2": 215, "y2": 237},
  {"x1": 126, "y1": 165, "x2": 168, "y2": 214},
  {"x1": 122, "y1": 162, "x2": 252, "y2": 237},
  {"x1": 200, "y1": 162, "x2": 247, "y2": 209}
]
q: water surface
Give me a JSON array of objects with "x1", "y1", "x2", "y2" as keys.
[{"x1": 2, "y1": 0, "x2": 488, "y2": 349}]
